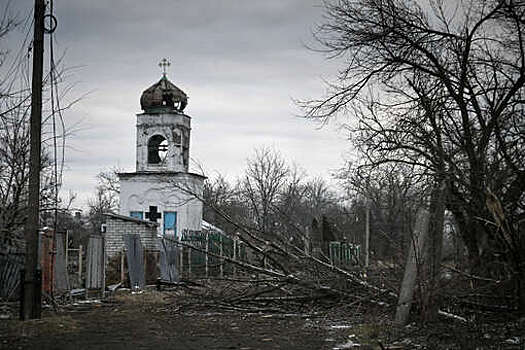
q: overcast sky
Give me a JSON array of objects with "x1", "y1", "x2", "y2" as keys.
[{"x1": 7, "y1": 1, "x2": 352, "y2": 209}]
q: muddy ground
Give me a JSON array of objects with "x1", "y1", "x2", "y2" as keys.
[
  {"x1": 1, "y1": 287, "x2": 523, "y2": 350},
  {"x1": 0, "y1": 289, "x2": 370, "y2": 350}
]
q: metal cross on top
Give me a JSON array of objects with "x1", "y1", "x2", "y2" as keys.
[{"x1": 159, "y1": 58, "x2": 171, "y2": 77}]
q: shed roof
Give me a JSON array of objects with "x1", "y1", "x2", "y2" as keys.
[{"x1": 103, "y1": 212, "x2": 159, "y2": 227}]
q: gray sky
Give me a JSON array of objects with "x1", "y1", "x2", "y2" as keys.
[{"x1": 8, "y1": 1, "x2": 351, "y2": 208}]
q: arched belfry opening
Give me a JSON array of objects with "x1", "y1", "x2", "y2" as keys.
[{"x1": 148, "y1": 135, "x2": 168, "y2": 164}]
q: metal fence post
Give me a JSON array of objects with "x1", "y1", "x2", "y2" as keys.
[
  {"x1": 205, "y1": 232, "x2": 209, "y2": 278},
  {"x1": 65, "y1": 230, "x2": 69, "y2": 268},
  {"x1": 179, "y1": 243, "x2": 183, "y2": 278},
  {"x1": 188, "y1": 247, "x2": 192, "y2": 278},
  {"x1": 233, "y1": 239, "x2": 238, "y2": 277},
  {"x1": 78, "y1": 245, "x2": 83, "y2": 286},
  {"x1": 219, "y1": 235, "x2": 224, "y2": 278},
  {"x1": 34, "y1": 269, "x2": 41, "y2": 318},
  {"x1": 120, "y1": 249, "x2": 125, "y2": 283},
  {"x1": 19, "y1": 269, "x2": 25, "y2": 320}
]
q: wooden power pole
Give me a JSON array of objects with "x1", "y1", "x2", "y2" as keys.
[{"x1": 21, "y1": 0, "x2": 45, "y2": 320}]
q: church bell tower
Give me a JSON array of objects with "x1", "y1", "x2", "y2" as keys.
[
  {"x1": 118, "y1": 59, "x2": 205, "y2": 239},
  {"x1": 136, "y1": 58, "x2": 191, "y2": 172}
]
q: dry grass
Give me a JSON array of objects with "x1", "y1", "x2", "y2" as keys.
[
  {"x1": 350, "y1": 322, "x2": 390, "y2": 347},
  {"x1": 3, "y1": 315, "x2": 79, "y2": 338},
  {"x1": 112, "y1": 289, "x2": 170, "y2": 305}
]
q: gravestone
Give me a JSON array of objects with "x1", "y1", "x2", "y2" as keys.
[
  {"x1": 123, "y1": 234, "x2": 145, "y2": 289},
  {"x1": 159, "y1": 238, "x2": 179, "y2": 282}
]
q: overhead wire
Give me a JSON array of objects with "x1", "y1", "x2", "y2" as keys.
[
  {"x1": 46, "y1": 0, "x2": 63, "y2": 230},
  {"x1": 52, "y1": 13, "x2": 66, "y2": 216}
]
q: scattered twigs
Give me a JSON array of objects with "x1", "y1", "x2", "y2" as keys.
[
  {"x1": 442, "y1": 264, "x2": 502, "y2": 283},
  {"x1": 226, "y1": 284, "x2": 284, "y2": 303},
  {"x1": 166, "y1": 233, "x2": 398, "y2": 317},
  {"x1": 157, "y1": 177, "x2": 401, "y2": 312}
]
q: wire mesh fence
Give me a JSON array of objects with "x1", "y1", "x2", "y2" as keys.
[{"x1": 178, "y1": 230, "x2": 247, "y2": 278}]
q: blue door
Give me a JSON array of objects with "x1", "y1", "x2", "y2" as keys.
[
  {"x1": 163, "y1": 212, "x2": 177, "y2": 237},
  {"x1": 130, "y1": 211, "x2": 143, "y2": 220}
]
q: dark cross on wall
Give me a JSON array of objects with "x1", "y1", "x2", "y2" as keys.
[{"x1": 145, "y1": 206, "x2": 162, "y2": 222}]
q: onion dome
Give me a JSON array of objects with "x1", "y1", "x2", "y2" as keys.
[{"x1": 140, "y1": 75, "x2": 188, "y2": 113}]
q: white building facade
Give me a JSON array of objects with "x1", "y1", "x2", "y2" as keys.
[{"x1": 118, "y1": 72, "x2": 205, "y2": 239}]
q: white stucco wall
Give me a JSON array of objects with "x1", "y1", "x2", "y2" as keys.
[{"x1": 119, "y1": 172, "x2": 205, "y2": 239}]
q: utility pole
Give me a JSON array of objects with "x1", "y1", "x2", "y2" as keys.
[{"x1": 21, "y1": 0, "x2": 45, "y2": 320}]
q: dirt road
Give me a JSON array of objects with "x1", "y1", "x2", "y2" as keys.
[{"x1": 0, "y1": 291, "x2": 350, "y2": 350}]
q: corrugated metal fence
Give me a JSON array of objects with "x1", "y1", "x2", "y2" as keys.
[{"x1": 0, "y1": 245, "x2": 24, "y2": 299}]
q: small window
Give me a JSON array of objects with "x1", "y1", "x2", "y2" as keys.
[
  {"x1": 163, "y1": 211, "x2": 177, "y2": 236},
  {"x1": 130, "y1": 211, "x2": 143, "y2": 220},
  {"x1": 148, "y1": 135, "x2": 168, "y2": 164}
]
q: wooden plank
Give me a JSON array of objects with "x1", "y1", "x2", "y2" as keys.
[
  {"x1": 395, "y1": 208, "x2": 429, "y2": 326},
  {"x1": 86, "y1": 235, "x2": 104, "y2": 291}
]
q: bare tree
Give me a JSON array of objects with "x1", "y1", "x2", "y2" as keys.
[
  {"x1": 0, "y1": 7, "x2": 31, "y2": 247},
  {"x1": 95, "y1": 167, "x2": 121, "y2": 199},
  {"x1": 87, "y1": 167, "x2": 121, "y2": 233},
  {"x1": 301, "y1": 0, "x2": 525, "y2": 314},
  {"x1": 0, "y1": 95, "x2": 31, "y2": 246},
  {"x1": 202, "y1": 173, "x2": 246, "y2": 233},
  {"x1": 240, "y1": 146, "x2": 290, "y2": 237},
  {"x1": 337, "y1": 162, "x2": 422, "y2": 264}
]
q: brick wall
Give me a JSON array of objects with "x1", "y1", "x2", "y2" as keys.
[{"x1": 103, "y1": 213, "x2": 159, "y2": 258}]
